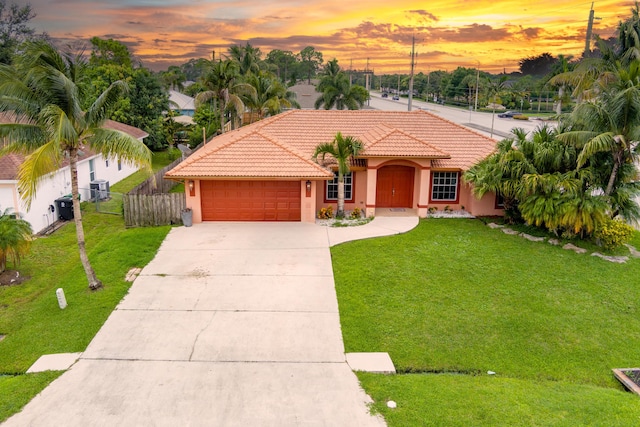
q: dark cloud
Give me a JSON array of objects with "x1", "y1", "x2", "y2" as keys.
[
  {"x1": 520, "y1": 27, "x2": 542, "y2": 39},
  {"x1": 127, "y1": 21, "x2": 143, "y2": 25},
  {"x1": 407, "y1": 10, "x2": 438, "y2": 22},
  {"x1": 263, "y1": 15, "x2": 294, "y2": 20},
  {"x1": 429, "y1": 24, "x2": 510, "y2": 43}
]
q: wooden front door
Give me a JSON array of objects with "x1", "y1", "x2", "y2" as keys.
[{"x1": 375, "y1": 166, "x2": 414, "y2": 208}]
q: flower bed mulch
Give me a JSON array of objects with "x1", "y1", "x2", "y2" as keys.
[{"x1": 0, "y1": 270, "x2": 29, "y2": 286}]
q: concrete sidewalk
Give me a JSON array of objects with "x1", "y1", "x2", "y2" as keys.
[{"x1": 5, "y1": 218, "x2": 418, "y2": 426}]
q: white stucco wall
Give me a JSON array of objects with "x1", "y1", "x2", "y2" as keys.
[{"x1": 0, "y1": 154, "x2": 139, "y2": 234}]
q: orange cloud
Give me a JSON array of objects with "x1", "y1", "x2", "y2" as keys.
[{"x1": 28, "y1": 0, "x2": 635, "y2": 73}]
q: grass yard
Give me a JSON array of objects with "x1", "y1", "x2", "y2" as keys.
[
  {"x1": 0, "y1": 151, "x2": 174, "y2": 422},
  {"x1": 332, "y1": 218, "x2": 640, "y2": 426}
]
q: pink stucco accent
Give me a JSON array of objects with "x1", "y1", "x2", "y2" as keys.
[
  {"x1": 186, "y1": 180, "x2": 203, "y2": 224},
  {"x1": 301, "y1": 181, "x2": 318, "y2": 223}
]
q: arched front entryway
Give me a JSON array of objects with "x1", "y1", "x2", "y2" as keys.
[{"x1": 375, "y1": 165, "x2": 415, "y2": 208}]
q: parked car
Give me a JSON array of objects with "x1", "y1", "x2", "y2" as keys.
[
  {"x1": 392, "y1": 95, "x2": 400, "y2": 100},
  {"x1": 497, "y1": 110, "x2": 522, "y2": 118},
  {"x1": 381, "y1": 92, "x2": 388, "y2": 98}
]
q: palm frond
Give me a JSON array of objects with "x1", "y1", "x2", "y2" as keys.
[
  {"x1": 16, "y1": 141, "x2": 62, "y2": 210},
  {"x1": 0, "y1": 123, "x2": 46, "y2": 154},
  {"x1": 88, "y1": 128, "x2": 152, "y2": 172},
  {"x1": 85, "y1": 80, "x2": 128, "y2": 126}
]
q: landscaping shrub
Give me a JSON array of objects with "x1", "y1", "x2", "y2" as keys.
[
  {"x1": 317, "y1": 205, "x2": 333, "y2": 219},
  {"x1": 594, "y1": 218, "x2": 635, "y2": 250}
]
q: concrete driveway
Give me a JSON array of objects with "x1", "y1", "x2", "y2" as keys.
[{"x1": 4, "y1": 222, "x2": 391, "y2": 426}]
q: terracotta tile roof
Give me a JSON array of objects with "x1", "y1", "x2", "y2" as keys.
[
  {"x1": 0, "y1": 153, "x2": 23, "y2": 180},
  {"x1": 103, "y1": 120, "x2": 148, "y2": 140},
  {"x1": 166, "y1": 109, "x2": 497, "y2": 179},
  {"x1": 0, "y1": 115, "x2": 147, "y2": 179},
  {"x1": 359, "y1": 124, "x2": 449, "y2": 158},
  {"x1": 165, "y1": 127, "x2": 333, "y2": 179}
]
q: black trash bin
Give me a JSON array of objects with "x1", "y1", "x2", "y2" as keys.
[{"x1": 55, "y1": 196, "x2": 74, "y2": 220}]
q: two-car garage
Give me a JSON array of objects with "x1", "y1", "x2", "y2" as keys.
[{"x1": 200, "y1": 180, "x2": 301, "y2": 221}]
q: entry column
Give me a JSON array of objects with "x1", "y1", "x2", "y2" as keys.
[
  {"x1": 365, "y1": 168, "x2": 377, "y2": 217},
  {"x1": 417, "y1": 166, "x2": 431, "y2": 217}
]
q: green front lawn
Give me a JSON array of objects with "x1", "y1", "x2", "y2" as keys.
[
  {"x1": 332, "y1": 219, "x2": 640, "y2": 426},
  {"x1": 0, "y1": 151, "x2": 174, "y2": 422}
]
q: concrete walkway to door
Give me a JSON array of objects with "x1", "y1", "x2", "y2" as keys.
[{"x1": 3, "y1": 217, "x2": 420, "y2": 427}]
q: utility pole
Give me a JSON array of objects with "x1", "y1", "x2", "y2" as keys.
[
  {"x1": 408, "y1": 35, "x2": 416, "y2": 112},
  {"x1": 584, "y1": 3, "x2": 595, "y2": 57},
  {"x1": 474, "y1": 64, "x2": 479, "y2": 111},
  {"x1": 584, "y1": 3, "x2": 601, "y2": 57},
  {"x1": 426, "y1": 69, "x2": 430, "y2": 102}
]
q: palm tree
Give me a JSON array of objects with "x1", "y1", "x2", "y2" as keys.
[
  {"x1": 228, "y1": 43, "x2": 263, "y2": 76},
  {"x1": 0, "y1": 207, "x2": 32, "y2": 273},
  {"x1": 0, "y1": 41, "x2": 152, "y2": 290},
  {"x1": 546, "y1": 54, "x2": 574, "y2": 114},
  {"x1": 556, "y1": 60, "x2": 640, "y2": 222},
  {"x1": 484, "y1": 75, "x2": 509, "y2": 138},
  {"x1": 313, "y1": 132, "x2": 363, "y2": 217},
  {"x1": 244, "y1": 72, "x2": 299, "y2": 122},
  {"x1": 315, "y1": 59, "x2": 369, "y2": 110},
  {"x1": 196, "y1": 59, "x2": 256, "y2": 133}
]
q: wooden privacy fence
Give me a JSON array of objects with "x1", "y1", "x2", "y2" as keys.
[
  {"x1": 124, "y1": 192, "x2": 185, "y2": 227},
  {"x1": 129, "y1": 157, "x2": 183, "y2": 195},
  {"x1": 123, "y1": 156, "x2": 186, "y2": 227}
]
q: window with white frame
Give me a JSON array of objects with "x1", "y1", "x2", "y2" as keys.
[
  {"x1": 117, "y1": 158, "x2": 122, "y2": 171},
  {"x1": 89, "y1": 159, "x2": 95, "y2": 181},
  {"x1": 431, "y1": 171, "x2": 458, "y2": 201},
  {"x1": 326, "y1": 172, "x2": 353, "y2": 200}
]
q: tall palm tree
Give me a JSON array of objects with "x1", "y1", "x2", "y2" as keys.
[
  {"x1": 0, "y1": 41, "x2": 152, "y2": 290},
  {"x1": 484, "y1": 75, "x2": 509, "y2": 138},
  {"x1": 312, "y1": 132, "x2": 362, "y2": 217},
  {"x1": 228, "y1": 43, "x2": 263, "y2": 76},
  {"x1": 244, "y1": 72, "x2": 299, "y2": 122},
  {"x1": 546, "y1": 54, "x2": 574, "y2": 114},
  {"x1": 196, "y1": 59, "x2": 256, "y2": 133},
  {"x1": 556, "y1": 60, "x2": 640, "y2": 222},
  {"x1": 0, "y1": 207, "x2": 32, "y2": 273},
  {"x1": 315, "y1": 59, "x2": 369, "y2": 110}
]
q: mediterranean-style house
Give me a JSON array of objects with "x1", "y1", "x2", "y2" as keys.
[
  {"x1": 165, "y1": 109, "x2": 504, "y2": 223},
  {"x1": 0, "y1": 118, "x2": 147, "y2": 233}
]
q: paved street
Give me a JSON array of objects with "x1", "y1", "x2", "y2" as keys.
[{"x1": 367, "y1": 93, "x2": 554, "y2": 140}]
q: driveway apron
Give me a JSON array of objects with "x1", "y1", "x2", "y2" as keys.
[{"x1": 4, "y1": 222, "x2": 385, "y2": 426}]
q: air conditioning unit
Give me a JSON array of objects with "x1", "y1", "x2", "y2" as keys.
[{"x1": 90, "y1": 179, "x2": 110, "y2": 200}]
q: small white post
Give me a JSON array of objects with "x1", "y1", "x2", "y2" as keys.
[{"x1": 56, "y1": 288, "x2": 67, "y2": 309}]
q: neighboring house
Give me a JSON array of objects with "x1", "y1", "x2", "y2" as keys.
[
  {"x1": 169, "y1": 90, "x2": 196, "y2": 124},
  {"x1": 165, "y1": 109, "x2": 503, "y2": 223},
  {"x1": 287, "y1": 82, "x2": 318, "y2": 109},
  {"x1": 0, "y1": 119, "x2": 147, "y2": 234}
]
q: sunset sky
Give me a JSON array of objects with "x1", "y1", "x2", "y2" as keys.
[{"x1": 29, "y1": 0, "x2": 634, "y2": 74}]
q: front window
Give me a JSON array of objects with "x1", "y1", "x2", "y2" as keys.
[
  {"x1": 431, "y1": 171, "x2": 458, "y2": 201},
  {"x1": 326, "y1": 172, "x2": 353, "y2": 201},
  {"x1": 89, "y1": 159, "x2": 95, "y2": 182}
]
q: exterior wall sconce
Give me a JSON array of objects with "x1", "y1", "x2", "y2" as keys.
[
  {"x1": 188, "y1": 180, "x2": 195, "y2": 197},
  {"x1": 305, "y1": 180, "x2": 312, "y2": 197}
]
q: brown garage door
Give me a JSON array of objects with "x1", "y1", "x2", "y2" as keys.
[{"x1": 201, "y1": 180, "x2": 301, "y2": 221}]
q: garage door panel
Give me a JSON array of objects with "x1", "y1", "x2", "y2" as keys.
[{"x1": 201, "y1": 181, "x2": 301, "y2": 221}]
